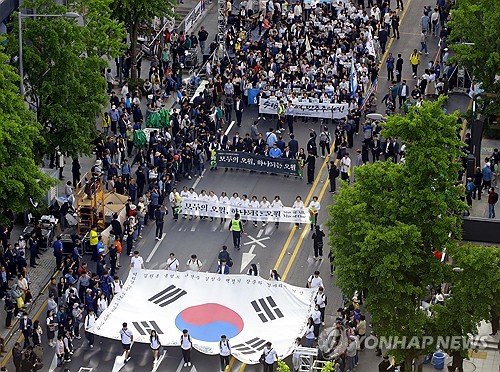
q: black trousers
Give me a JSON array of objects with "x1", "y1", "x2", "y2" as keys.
[
  {"x1": 263, "y1": 362, "x2": 274, "y2": 372},
  {"x1": 5, "y1": 310, "x2": 13, "y2": 327},
  {"x1": 307, "y1": 167, "x2": 315, "y2": 183},
  {"x1": 155, "y1": 222, "x2": 164, "y2": 238},
  {"x1": 220, "y1": 355, "x2": 230, "y2": 370},
  {"x1": 329, "y1": 178, "x2": 336, "y2": 192},
  {"x1": 313, "y1": 244, "x2": 323, "y2": 258},
  {"x1": 182, "y1": 348, "x2": 191, "y2": 363},
  {"x1": 232, "y1": 231, "x2": 241, "y2": 249},
  {"x1": 388, "y1": 68, "x2": 394, "y2": 81},
  {"x1": 85, "y1": 331, "x2": 94, "y2": 346}
]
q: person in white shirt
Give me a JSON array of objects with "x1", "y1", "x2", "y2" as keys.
[
  {"x1": 260, "y1": 196, "x2": 271, "y2": 227},
  {"x1": 169, "y1": 188, "x2": 181, "y2": 221},
  {"x1": 229, "y1": 192, "x2": 241, "y2": 209},
  {"x1": 198, "y1": 190, "x2": 210, "y2": 220},
  {"x1": 219, "y1": 335, "x2": 231, "y2": 371},
  {"x1": 84, "y1": 309, "x2": 97, "y2": 348},
  {"x1": 307, "y1": 271, "x2": 324, "y2": 289},
  {"x1": 311, "y1": 304, "x2": 322, "y2": 339},
  {"x1": 271, "y1": 195, "x2": 284, "y2": 228},
  {"x1": 208, "y1": 191, "x2": 219, "y2": 221},
  {"x1": 219, "y1": 192, "x2": 230, "y2": 224},
  {"x1": 180, "y1": 186, "x2": 190, "y2": 219},
  {"x1": 186, "y1": 254, "x2": 202, "y2": 272},
  {"x1": 308, "y1": 196, "x2": 321, "y2": 231},
  {"x1": 304, "y1": 317, "x2": 315, "y2": 347},
  {"x1": 130, "y1": 251, "x2": 145, "y2": 269},
  {"x1": 315, "y1": 287, "x2": 327, "y2": 325},
  {"x1": 292, "y1": 338, "x2": 302, "y2": 371},
  {"x1": 240, "y1": 194, "x2": 251, "y2": 224},
  {"x1": 187, "y1": 188, "x2": 198, "y2": 220},
  {"x1": 97, "y1": 293, "x2": 108, "y2": 316},
  {"x1": 262, "y1": 342, "x2": 277, "y2": 371},
  {"x1": 180, "y1": 329, "x2": 193, "y2": 367},
  {"x1": 150, "y1": 330, "x2": 161, "y2": 365},
  {"x1": 166, "y1": 253, "x2": 179, "y2": 271},
  {"x1": 339, "y1": 153, "x2": 351, "y2": 182},
  {"x1": 250, "y1": 196, "x2": 260, "y2": 227},
  {"x1": 120, "y1": 322, "x2": 133, "y2": 363},
  {"x1": 112, "y1": 276, "x2": 123, "y2": 298},
  {"x1": 292, "y1": 195, "x2": 304, "y2": 229}
]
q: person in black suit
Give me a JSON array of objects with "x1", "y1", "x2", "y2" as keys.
[
  {"x1": 383, "y1": 138, "x2": 394, "y2": 162},
  {"x1": 19, "y1": 313, "x2": 33, "y2": 349},
  {"x1": 391, "y1": 139, "x2": 400, "y2": 163},
  {"x1": 306, "y1": 151, "x2": 316, "y2": 184},
  {"x1": 370, "y1": 135, "x2": 382, "y2": 163},
  {"x1": 288, "y1": 135, "x2": 299, "y2": 157},
  {"x1": 234, "y1": 96, "x2": 244, "y2": 127}
]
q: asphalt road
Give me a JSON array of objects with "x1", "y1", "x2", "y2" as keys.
[{"x1": 2, "y1": 0, "x2": 473, "y2": 370}]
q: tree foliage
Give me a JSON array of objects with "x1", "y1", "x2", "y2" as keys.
[
  {"x1": 327, "y1": 98, "x2": 486, "y2": 369},
  {"x1": 9, "y1": 0, "x2": 109, "y2": 159},
  {"x1": 447, "y1": 0, "x2": 500, "y2": 94},
  {"x1": 0, "y1": 41, "x2": 53, "y2": 214},
  {"x1": 70, "y1": 0, "x2": 127, "y2": 58},
  {"x1": 111, "y1": 0, "x2": 175, "y2": 81}
]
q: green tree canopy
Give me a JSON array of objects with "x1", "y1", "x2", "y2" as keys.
[
  {"x1": 327, "y1": 98, "x2": 489, "y2": 370},
  {"x1": 9, "y1": 0, "x2": 110, "y2": 159},
  {"x1": 0, "y1": 41, "x2": 53, "y2": 215},
  {"x1": 111, "y1": 0, "x2": 174, "y2": 81},
  {"x1": 70, "y1": 0, "x2": 127, "y2": 58},
  {"x1": 447, "y1": 0, "x2": 500, "y2": 94}
]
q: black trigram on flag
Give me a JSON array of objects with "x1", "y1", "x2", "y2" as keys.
[
  {"x1": 251, "y1": 296, "x2": 284, "y2": 323},
  {"x1": 232, "y1": 337, "x2": 268, "y2": 355},
  {"x1": 148, "y1": 285, "x2": 187, "y2": 307},
  {"x1": 131, "y1": 321, "x2": 164, "y2": 336}
]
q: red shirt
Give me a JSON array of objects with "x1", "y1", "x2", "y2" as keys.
[{"x1": 433, "y1": 250, "x2": 442, "y2": 260}]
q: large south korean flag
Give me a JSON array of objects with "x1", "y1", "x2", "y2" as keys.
[{"x1": 90, "y1": 269, "x2": 318, "y2": 364}]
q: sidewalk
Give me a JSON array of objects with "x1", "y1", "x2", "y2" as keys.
[
  {"x1": 468, "y1": 137, "x2": 500, "y2": 219},
  {"x1": 1, "y1": 0, "x2": 218, "y2": 359},
  {"x1": 420, "y1": 320, "x2": 499, "y2": 372}
]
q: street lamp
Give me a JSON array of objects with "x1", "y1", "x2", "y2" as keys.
[{"x1": 18, "y1": 11, "x2": 80, "y2": 96}]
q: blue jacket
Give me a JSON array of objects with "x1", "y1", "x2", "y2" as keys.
[{"x1": 482, "y1": 165, "x2": 492, "y2": 181}]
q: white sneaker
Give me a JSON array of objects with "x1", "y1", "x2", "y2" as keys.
[
  {"x1": 184, "y1": 362, "x2": 188, "y2": 367},
  {"x1": 188, "y1": 362, "x2": 192, "y2": 367},
  {"x1": 322, "y1": 322, "x2": 325, "y2": 325}
]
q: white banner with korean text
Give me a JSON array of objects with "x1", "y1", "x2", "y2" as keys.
[
  {"x1": 179, "y1": 199, "x2": 311, "y2": 224},
  {"x1": 259, "y1": 98, "x2": 349, "y2": 119}
]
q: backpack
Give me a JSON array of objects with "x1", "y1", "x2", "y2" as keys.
[
  {"x1": 493, "y1": 192, "x2": 499, "y2": 204},
  {"x1": 181, "y1": 334, "x2": 192, "y2": 345}
]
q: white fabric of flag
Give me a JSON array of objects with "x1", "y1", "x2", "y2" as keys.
[
  {"x1": 350, "y1": 59, "x2": 358, "y2": 97},
  {"x1": 366, "y1": 29, "x2": 376, "y2": 57},
  {"x1": 90, "y1": 269, "x2": 318, "y2": 364}
]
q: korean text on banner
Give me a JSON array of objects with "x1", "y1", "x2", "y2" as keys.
[{"x1": 259, "y1": 98, "x2": 348, "y2": 119}]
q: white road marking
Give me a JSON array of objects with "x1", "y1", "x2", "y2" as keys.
[
  {"x1": 241, "y1": 244, "x2": 256, "y2": 272},
  {"x1": 192, "y1": 169, "x2": 206, "y2": 189},
  {"x1": 146, "y1": 233, "x2": 166, "y2": 263},
  {"x1": 226, "y1": 120, "x2": 236, "y2": 135},
  {"x1": 151, "y1": 350, "x2": 167, "y2": 372},
  {"x1": 256, "y1": 229, "x2": 264, "y2": 238},
  {"x1": 175, "y1": 358, "x2": 197, "y2": 372},
  {"x1": 48, "y1": 353, "x2": 58, "y2": 372},
  {"x1": 244, "y1": 235, "x2": 270, "y2": 247}
]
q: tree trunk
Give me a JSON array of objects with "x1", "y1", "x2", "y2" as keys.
[
  {"x1": 404, "y1": 355, "x2": 414, "y2": 372},
  {"x1": 129, "y1": 21, "x2": 139, "y2": 81}
]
